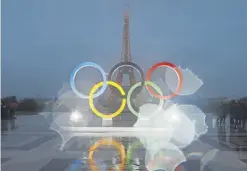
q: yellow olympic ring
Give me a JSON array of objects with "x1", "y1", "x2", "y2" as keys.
[
  {"x1": 89, "y1": 81, "x2": 126, "y2": 119},
  {"x1": 88, "y1": 138, "x2": 126, "y2": 171}
]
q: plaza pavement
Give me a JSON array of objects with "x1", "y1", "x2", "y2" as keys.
[{"x1": 1, "y1": 114, "x2": 247, "y2": 171}]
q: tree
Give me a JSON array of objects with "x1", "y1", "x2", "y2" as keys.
[{"x1": 17, "y1": 98, "x2": 40, "y2": 112}]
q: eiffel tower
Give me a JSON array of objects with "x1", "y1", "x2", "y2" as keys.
[{"x1": 107, "y1": 10, "x2": 139, "y2": 126}]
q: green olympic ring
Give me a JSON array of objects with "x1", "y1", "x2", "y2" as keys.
[{"x1": 127, "y1": 81, "x2": 164, "y2": 117}]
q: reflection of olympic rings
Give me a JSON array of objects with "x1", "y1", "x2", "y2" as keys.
[
  {"x1": 70, "y1": 62, "x2": 107, "y2": 99},
  {"x1": 146, "y1": 62, "x2": 183, "y2": 100},
  {"x1": 127, "y1": 141, "x2": 183, "y2": 171},
  {"x1": 126, "y1": 141, "x2": 143, "y2": 171},
  {"x1": 127, "y1": 81, "x2": 164, "y2": 117},
  {"x1": 147, "y1": 153, "x2": 183, "y2": 171},
  {"x1": 89, "y1": 81, "x2": 126, "y2": 119},
  {"x1": 108, "y1": 62, "x2": 145, "y2": 98},
  {"x1": 148, "y1": 161, "x2": 183, "y2": 171},
  {"x1": 88, "y1": 138, "x2": 126, "y2": 171},
  {"x1": 69, "y1": 160, "x2": 82, "y2": 171}
]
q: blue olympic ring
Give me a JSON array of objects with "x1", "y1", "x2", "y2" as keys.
[{"x1": 70, "y1": 62, "x2": 107, "y2": 99}]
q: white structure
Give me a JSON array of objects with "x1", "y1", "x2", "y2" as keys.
[{"x1": 102, "y1": 118, "x2": 113, "y2": 127}]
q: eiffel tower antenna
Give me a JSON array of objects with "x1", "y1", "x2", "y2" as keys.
[
  {"x1": 121, "y1": 4, "x2": 131, "y2": 62},
  {"x1": 124, "y1": 2, "x2": 130, "y2": 14}
]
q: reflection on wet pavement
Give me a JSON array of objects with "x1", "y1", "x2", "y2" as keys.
[
  {"x1": 1, "y1": 119, "x2": 16, "y2": 132},
  {"x1": 1, "y1": 114, "x2": 247, "y2": 171}
]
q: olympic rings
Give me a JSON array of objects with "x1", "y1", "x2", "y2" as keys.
[
  {"x1": 127, "y1": 81, "x2": 164, "y2": 117},
  {"x1": 70, "y1": 62, "x2": 107, "y2": 99},
  {"x1": 146, "y1": 62, "x2": 183, "y2": 100},
  {"x1": 88, "y1": 138, "x2": 126, "y2": 171},
  {"x1": 70, "y1": 61, "x2": 184, "y2": 118},
  {"x1": 89, "y1": 81, "x2": 126, "y2": 119},
  {"x1": 108, "y1": 62, "x2": 145, "y2": 98}
]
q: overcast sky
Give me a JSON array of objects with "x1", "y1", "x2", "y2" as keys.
[{"x1": 2, "y1": 0, "x2": 247, "y2": 99}]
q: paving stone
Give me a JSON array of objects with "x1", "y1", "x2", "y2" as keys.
[
  {"x1": 2, "y1": 135, "x2": 55, "y2": 151},
  {"x1": 39, "y1": 159, "x2": 75, "y2": 171},
  {"x1": 2, "y1": 115, "x2": 247, "y2": 171},
  {"x1": 1, "y1": 158, "x2": 11, "y2": 164}
]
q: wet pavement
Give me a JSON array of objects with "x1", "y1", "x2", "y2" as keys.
[{"x1": 1, "y1": 114, "x2": 247, "y2": 171}]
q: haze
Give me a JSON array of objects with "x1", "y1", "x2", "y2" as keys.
[{"x1": 2, "y1": 0, "x2": 247, "y2": 99}]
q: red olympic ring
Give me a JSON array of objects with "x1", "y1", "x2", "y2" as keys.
[{"x1": 146, "y1": 62, "x2": 183, "y2": 100}]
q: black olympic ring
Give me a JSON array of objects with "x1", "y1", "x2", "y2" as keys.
[{"x1": 108, "y1": 62, "x2": 145, "y2": 98}]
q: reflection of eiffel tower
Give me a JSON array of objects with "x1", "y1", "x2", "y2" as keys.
[{"x1": 107, "y1": 10, "x2": 139, "y2": 125}]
